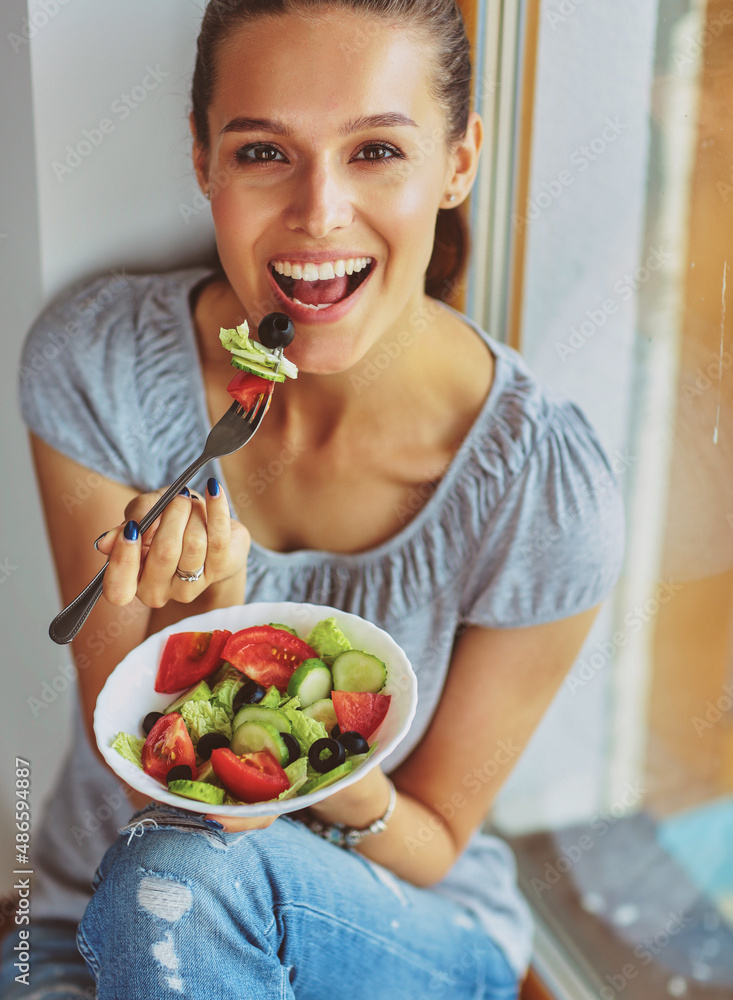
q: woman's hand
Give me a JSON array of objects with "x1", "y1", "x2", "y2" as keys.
[
  {"x1": 306, "y1": 765, "x2": 393, "y2": 829},
  {"x1": 203, "y1": 812, "x2": 279, "y2": 833},
  {"x1": 203, "y1": 767, "x2": 391, "y2": 834},
  {"x1": 96, "y1": 479, "x2": 250, "y2": 608}
]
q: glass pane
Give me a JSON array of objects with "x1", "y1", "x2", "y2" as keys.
[{"x1": 489, "y1": 2, "x2": 733, "y2": 997}]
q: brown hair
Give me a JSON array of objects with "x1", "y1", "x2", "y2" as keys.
[{"x1": 192, "y1": 0, "x2": 473, "y2": 302}]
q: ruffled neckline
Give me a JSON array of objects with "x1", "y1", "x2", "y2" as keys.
[{"x1": 173, "y1": 267, "x2": 521, "y2": 568}]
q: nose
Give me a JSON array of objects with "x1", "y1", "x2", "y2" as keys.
[{"x1": 285, "y1": 161, "x2": 353, "y2": 238}]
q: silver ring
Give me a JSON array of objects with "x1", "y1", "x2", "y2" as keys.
[{"x1": 174, "y1": 563, "x2": 205, "y2": 583}]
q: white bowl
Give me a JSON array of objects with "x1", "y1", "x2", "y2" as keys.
[{"x1": 95, "y1": 602, "x2": 417, "y2": 816}]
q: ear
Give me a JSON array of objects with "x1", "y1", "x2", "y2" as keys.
[
  {"x1": 190, "y1": 111, "x2": 210, "y2": 195},
  {"x1": 442, "y1": 111, "x2": 483, "y2": 208}
]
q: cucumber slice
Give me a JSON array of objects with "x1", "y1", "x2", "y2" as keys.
[
  {"x1": 230, "y1": 720, "x2": 289, "y2": 765},
  {"x1": 231, "y1": 705, "x2": 292, "y2": 734},
  {"x1": 230, "y1": 356, "x2": 285, "y2": 382},
  {"x1": 302, "y1": 698, "x2": 338, "y2": 732},
  {"x1": 163, "y1": 680, "x2": 212, "y2": 714},
  {"x1": 268, "y1": 622, "x2": 299, "y2": 636},
  {"x1": 299, "y1": 760, "x2": 354, "y2": 796},
  {"x1": 286, "y1": 659, "x2": 333, "y2": 708},
  {"x1": 168, "y1": 780, "x2": 225, "y2": 805},
  {"x1": 331, "y1": 650, "x2": 387, "y2": 693}
]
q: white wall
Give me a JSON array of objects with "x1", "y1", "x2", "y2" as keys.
[
  {"x1": 491, "y1": 0, "x2": 659, "y2": 833},
  {"x1": 1, "y1": 0, "x2": 215, "y2": 896}
]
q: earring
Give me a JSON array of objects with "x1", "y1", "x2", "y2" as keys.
[
  {"x1": 447, "y1": 193, "x2": 456, "y2": 203},
  {"x1": 204, "y1": 190, "x2": 211, "y2": 200}
]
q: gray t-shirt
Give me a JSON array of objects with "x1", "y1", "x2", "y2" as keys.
[{"x1": 19, "y1": 268, "x2": 625, "y2": 979}]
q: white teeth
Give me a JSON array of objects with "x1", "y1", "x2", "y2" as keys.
[
  {"x1": 292, "y1": 298, "x2": 332, "y2": 310},
  {"x1": 271, "y1": 257, "x2": 372, "y2": 280}
]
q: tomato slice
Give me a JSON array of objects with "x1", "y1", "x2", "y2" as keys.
[
  {"x1": 332, "y1": 691, "x2": 391, "y2": 740},
  {"x1": 141, "y1": 713, "x2": 197, "y2": 784},
  {"x1": 155, "y1": 630, "x2": 231, "y2": 693},
  {"x1": 226, "y1": 371, "x2": 274, "y2": 410},
  {"x1": 222, "y1": 626, "x2": 317, "y2": 692},
  {"x1": 210, "y1": 748, "x2": 290, "y2": 802}
]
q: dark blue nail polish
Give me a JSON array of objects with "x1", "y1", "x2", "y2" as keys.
[
  {"x1": 178, "y1": 487, "x2": 190, "y2": 498},
  {"x1": 207, "y1": 478, "x2": 220, "y2": 498},
  {"x1": 93, "y1": 531, "x2": 107, "y2": 551},
  {"x1": 204, "y1": 819, "x2": 224, "y2": 830},
  {"x1": 123, "y1": 520, "x2": 139, "y2": 542}
]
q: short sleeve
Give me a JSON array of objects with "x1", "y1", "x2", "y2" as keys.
[
  {"x1": 460, "y1": 401, "x2": 626, "y2": 629},
  {"x1": 17, "y1": 272, "x2": 149, "y2": 489}
]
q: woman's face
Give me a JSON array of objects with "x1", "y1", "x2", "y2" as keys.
[{"x1": 196, "y1": 10, "x2": 465, "y2": 374}]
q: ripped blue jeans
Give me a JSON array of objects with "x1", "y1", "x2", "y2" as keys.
[{"x1": 71, "y1": 803, "x2": 519, "y2": 999}]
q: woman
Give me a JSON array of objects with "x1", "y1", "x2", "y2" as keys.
[{"x1": 1, "y1": 0, "x2": 624, "y2": 997}]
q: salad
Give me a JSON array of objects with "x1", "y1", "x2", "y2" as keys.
[
  {"x1": 220, "y1": 319, "x2": 298, "y2": 412},
  {"x1": 111, "y1": 617, "x2": 392, "y2": 807}
]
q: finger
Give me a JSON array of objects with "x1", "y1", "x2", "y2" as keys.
[
  {"x1": 138, "y1": 493, "x2": 202, "y2": 606},
  {"x1": 102, "y1": 520, "x2": 142, "y2": 605},
  {"x1": 94, "y1": 487, "x2": 173, "y2": 556},
  {"x1": 205, "y1": 814, "x2": 278, "y2": 832},
  {"x1": 172, "y1": 496, "x2": 210, "y2": 598},
  {"x1": 202, "y1": 477, "x2": 231, "y2": 577}
]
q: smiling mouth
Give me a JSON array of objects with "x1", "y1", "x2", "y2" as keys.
[{"x1": 269, "y1": 257, "x2": 374, "y2": 310}]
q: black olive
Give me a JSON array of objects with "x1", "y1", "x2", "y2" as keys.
[
  {"x1": 336, "y1": 730, "x2": 369, "y2": 755},
  {"x1": 258, "y1": 312, "x2": 295, "y2": 350},
  {"x1": 166, "y1": 764, "x2": 193, "y2": 783},
  {"x1": 330, "y1": 724, "x2": 341, "y2": 739},
  {"x1": 196, "y1": 732, "x2": 230, "y2": 760},
  {"x1": 308, "y1": 737, "x2": 346, "y2": 774},
  {"x1": 142, "y1": 711, "x2": 163, "y2": 735},
  {"x1": 281, "y1": 733, "x2": 301, "y2": 767},
  {"x1": 232, "y1": 680, "x2": 266, "y2": 712}
]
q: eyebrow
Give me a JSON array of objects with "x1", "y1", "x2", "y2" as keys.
[{"x1": 220, "y1": 112, "x2": 418, "y2": 136}]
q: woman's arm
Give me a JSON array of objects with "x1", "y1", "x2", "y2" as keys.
[
  {"x1": 306, "y1": 604, "x2": 602, "y2": 886},
  {"x1": 30, "y1": 434, "x2": 247, "y2": 795}
]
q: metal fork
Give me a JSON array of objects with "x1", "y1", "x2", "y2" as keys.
[{"x1": 49, "y1": 385, "x2": 274, "y2": 645}]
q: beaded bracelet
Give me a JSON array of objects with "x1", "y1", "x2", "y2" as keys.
[{"x1": 294, "y1": 778, "x2": 397, "y2": 849}]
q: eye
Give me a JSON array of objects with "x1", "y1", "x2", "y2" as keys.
[
  {"x1": 234, "y1": 143, "x2": 287, "y2": 164},
  {"x1": 353, "y1": 142, "x2": 404, "y2": 162}
]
